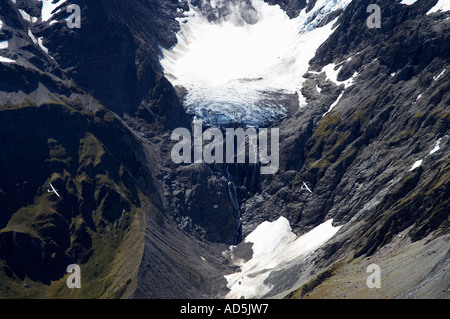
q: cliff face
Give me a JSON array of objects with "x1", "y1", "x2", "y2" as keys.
[
  {"x1": 241, "y1": 0, "x2": 449, "y2": 248},
  {"x1": 0, "y1": 0, "x2": 230, "y2": 298},
  {"x1": 0, "y1": 0, "x2": 448, "y2": 298}
]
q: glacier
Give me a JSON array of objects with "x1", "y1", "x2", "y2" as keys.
[{"x1": 160, "y1": 0, "x2": 353, "y2": 127}]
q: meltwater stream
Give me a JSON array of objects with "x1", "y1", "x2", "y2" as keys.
[
  {"x1": 225, "y1": 165, "x2": 242, "y2": 244},
  {"x1": 160, "y1": 0, "x2": 352, "y2": 127}
]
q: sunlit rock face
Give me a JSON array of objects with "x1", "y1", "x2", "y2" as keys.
[{"x1": 160, "y1": 0, "x2": 352, "y2": 127}]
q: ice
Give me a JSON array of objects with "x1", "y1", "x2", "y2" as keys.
[
  {"x1": 224, "y1": 217, "x2": 342, "y2": 299},
  {"x1": 160, "y1": 0, "x2": 352, "y2": 126},
  {"x1": 429, "y1": 138, "x2": 442, "y2": 155},
  {"x1": 427, "y1": 0, "x2": 450, "y2": 14}
]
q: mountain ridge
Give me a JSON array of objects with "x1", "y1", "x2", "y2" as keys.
[{"x1": 0, "y1": 0, "x2": 448, "y2": 298}]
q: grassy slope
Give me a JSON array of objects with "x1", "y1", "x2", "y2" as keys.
[{"x1": 0, "y1": 100, "x2": 149, "y2": 298}]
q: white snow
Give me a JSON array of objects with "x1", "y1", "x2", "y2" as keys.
[
  {"x1": 433, "y1": 69, "x2": 446, "y2": 81},
  {"x1": 321, "y1": 63, "x2": 341, "y2": 84},
  {"x1": 416, "y1": 93, "x2": 422, "y2": 100},
  {"x1": 28, "y1": 28, "x2": 50, "y2": 55},
  {"x1": 28, "y1": 29, "x2": 37, "y2": 44},
  {"x1": 298, "y1": 91, "x2": 307, "y2": 108},
  {"x1": 40, "y1": 0, "x2": 66, "y2": 22},
  {"x1": 19, "y1": 9, "x2": 38, "y2": 23},
  {"x1": 427, "y1": 0, "x2": 450, "y2": 14},
  {"x1": 0, "y1": 56, "x2": 15, "y2": 63},
  {"x1": 428, "y1": 138, "x2": 442, "y2": 155},
  {"x1": 409, "y1": 159, "x2": 423, "y2": 171},
  {"x1": 407, "y1": 138, "x2": 444, "y2": 171},
  {"x1": 160, "y1": 0, "x2": 352, "y2": 126},
  {"x1": 224, "y1": 217, "x2": 342, "y2": 299},
  {"x1": 323, "y1": 92, "x2": 344, "y2": 117},
  {"x1": 391, "y1": 72, "x2": 396, "y2": 77},
  {"x1": 0, "y1": 22, "x2": 9, "y2": 52},
  {"x1": 400, "y1": 0, "x2": 418, "y2": 5}
]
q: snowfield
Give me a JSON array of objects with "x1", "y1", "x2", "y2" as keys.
[
  {"x1": 224, "y1": 217, "x2": 342, "y2": 299},
  {"x1": 161, "y1": 0, "x2": 352, "y2": 126},
  {"x1": 426, "y1": 0, "x2": 450, "y2": 15},
  {"x1": 40, "y1": 0, "x2": 67, "y2": 22}
]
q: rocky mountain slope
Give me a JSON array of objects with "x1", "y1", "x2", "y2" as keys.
[{"x1": 0, "y1": 0, "x2": 448, "y2": 298}]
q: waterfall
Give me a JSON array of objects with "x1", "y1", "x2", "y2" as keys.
[{"x1": 226, "y1": 165, "x2": 242, "y2": 244}]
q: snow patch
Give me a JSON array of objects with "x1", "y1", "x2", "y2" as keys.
[
  {"x1": 40, "y1": 0, "x2": 66, "y2": 22},
  {"x1": 28, "y1": 28, "x2": 51, "y2": 56},
  {"x1": 433, "y1": 69, "x2": 446, "y2": 81},
  {"x1": 323, "y1": 92, "x2": 344, "y2": 117},
  {"x1": 427, "y1": 0, "x2": 450, "y2": 15},
  {"x1": 321, "y1": 63, "x2": 358, "y2": 88},
  {"x1": 19, "y1": 9, "x2": 38, "y2": 23},
  {"x1": 400, "y1": 0, "x2": 417, "y2": 5},
  {"x1": 409, "y1": 159, "x2": 423, "y2": 171},
  {"x1": 0, "y1": 56, "x2": 15, "y2": 63},
  {"x1": 0, "y1": 41, "x2": 8, "y2": 50},
  {"x1": 428, "y1": 138, "x2": 442, "y2": 155},
  {"x1": 408, "y1": 137, "x2": 445, "y2": 171},
  {"x1": 224, "y1": 217, "x2": 342, "y2": 299}
]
